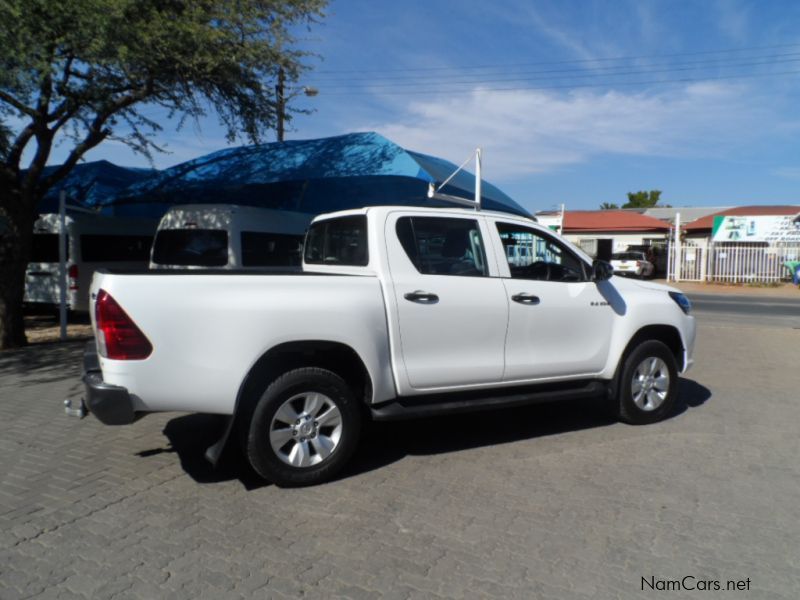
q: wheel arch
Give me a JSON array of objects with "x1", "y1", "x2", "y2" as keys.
[
  {"x1": 228, "y1": 340, "x2": 372, "y2": 451},
  {"x1": 622, "y1": 325, "x2": 685, "y2": 370},
  {"x1": 607, "y1": 324, "x2": 685, "y2": 400}
]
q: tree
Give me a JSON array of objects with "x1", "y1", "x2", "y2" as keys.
[
  {"x1": 623, "y1": 190, "x2": 662, "y2": 209},
  {"x1": 0, "y1": 0, "x2": 325, "y2": 348},
  {"x1": 0, "y1": 122, "x2": 10, "y2": 159},
  {"x1": 599, "y1": 202, "x2": 619, "y2": 210}
]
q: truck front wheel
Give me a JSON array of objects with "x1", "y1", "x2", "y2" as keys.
[
  {"x1": 246, "y1": 367, "x2": 362, "y2": 487},
  {"x1": 617, "y1": 340, "x2": 678, "y2": 425}
]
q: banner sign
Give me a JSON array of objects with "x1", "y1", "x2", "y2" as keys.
[{"x1": 711, "y1": 214, "x2": 800, "y2": 243}]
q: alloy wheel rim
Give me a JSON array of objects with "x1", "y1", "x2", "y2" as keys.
[
  {"x1": 269, "y1": 392, "x2": 343, "y2": 467},
  {"x1": 631, "y1": 357, "x2": 670, "y2": 411}
]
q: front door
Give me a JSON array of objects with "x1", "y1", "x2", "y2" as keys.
[
  {"x1": 493, "y1": 221, "x2": 616, "y2": 381},
  {"x1": 386, "y1": 213, "x2": 508, "y2": 390}
]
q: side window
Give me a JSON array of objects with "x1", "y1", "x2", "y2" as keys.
[
  {"x1": 396, "y1": 216, "x2": 488, "y2": 277},
  {"x1": 496, "y1": 222, "x2": 586, "y2": 282},
  {"x1": 80, "y1": 235, "x2": 153, "y2": 262},
  {"x1": 241, "y1": 232, "x2": 304, "y2": 267},
  {"x1": 304, "y1": 215, "x2": 368, "y2": 266}
]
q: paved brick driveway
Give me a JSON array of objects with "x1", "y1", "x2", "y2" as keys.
[{"x1": 1, "y1": 321, "x2": 799, "y2": 599}]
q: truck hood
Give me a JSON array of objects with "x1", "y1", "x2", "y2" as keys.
[{"x1": 628, "y1": 279, "x2": 682, "y2": 294}]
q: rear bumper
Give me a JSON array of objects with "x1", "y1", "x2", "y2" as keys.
[{"x1": 82, "y1": 341, "x2": 139, "y2": 425}]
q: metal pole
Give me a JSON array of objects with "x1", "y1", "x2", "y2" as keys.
[
  {"x1": 58, "y1": 190, "x2": 67, "y2": 341},
  {"x1": 276, "y1": 67, "x2": 285, "y2": 142},
  {"x1": 474, "y1": 148, "x2": 482, "y2": 210},
  {"x1": 560, "y1": 203, "x2": 565, "y2": 235},
  {"x1": 674, "y1": 212, "x2": 681, "y2": 282},
  {"x1": 666, "y1": 226, "x2": 673, "y2": 281}
]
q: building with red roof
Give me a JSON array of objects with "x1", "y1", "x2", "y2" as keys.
[
  {"x1": 563, "y1": 210, "x2": 672, "y2": 233},
  {"x1": 535, "y1": 209, "x2": 670, "y2": 262}
]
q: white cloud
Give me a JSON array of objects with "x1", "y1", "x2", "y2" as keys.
[
  {"x1": 362, "y1": 82, "x2": 780, "y2": 179},
  {"x1": 772, "y1": 166, "x2": 800, "y2": 180}
]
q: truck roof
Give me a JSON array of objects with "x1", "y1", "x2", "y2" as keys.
[{"x1": 311, "y1": 205, "x2": 538, "y2": 224}]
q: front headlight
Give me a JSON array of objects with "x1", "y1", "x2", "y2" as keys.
[{"x1": 669, "y1": 291, "x2": 692, "y2": 315}]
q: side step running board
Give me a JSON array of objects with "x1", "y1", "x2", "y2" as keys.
[{"x1": 370, "y1": 380, "x2": 608, "y2": 421}]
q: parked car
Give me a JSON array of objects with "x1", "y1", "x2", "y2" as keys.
[
  {"x1": 25, "y1": 212, "x2": 156, "y2": 313},
  {"x1": 74, "y1": 205, "x2": 696, "y2": 486},
  {"x1": 626, "y1": 244, "x2": 667, "y2": 276},
  {"x1": 610, "y1": 251, "x2": 655, "y2": 279},
  {"x1": 150, "y1": 204, "x2": 313, "y2": 270}
]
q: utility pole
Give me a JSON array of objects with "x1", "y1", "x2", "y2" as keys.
[
  {"x1": 276, "y1": 67, "x2": 285, "y2": 142},
  {"x1": 58, "y1": 190, "x2": 67, "y2": 341}
]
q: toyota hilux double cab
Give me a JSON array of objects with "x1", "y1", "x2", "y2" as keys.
[{"x1": 76, "y1": 205, "x2": 696, "y2": 486}]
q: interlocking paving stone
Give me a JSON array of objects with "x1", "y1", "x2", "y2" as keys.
[{"x1": 1, "y1": 325, "x2": 799, "y2": 599}]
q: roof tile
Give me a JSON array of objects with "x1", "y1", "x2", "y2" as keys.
[{"x1": 564, "y1": 210, "x2": 670, "y2": 232}]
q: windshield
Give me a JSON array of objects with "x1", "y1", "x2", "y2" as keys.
[
  {"x1": 30, "y1": 234, "x2": 64, "y2": 262},
  {"x1": 612, "y1": 252, "x2": 644, "y2": 260}
]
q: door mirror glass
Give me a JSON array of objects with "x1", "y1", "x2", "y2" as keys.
[{"x1": 592, "y1": 259, "x2": 614, "y2": 281}]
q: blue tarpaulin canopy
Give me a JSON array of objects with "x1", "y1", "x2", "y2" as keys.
[
  {"x1": 101, "y1": 132, "x2": 530, "y2": 218},
  {"x1": 36, "y1": 160, "x2": 155, "y2": 213}
]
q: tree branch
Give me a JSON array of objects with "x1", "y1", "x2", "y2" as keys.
[
  {"x1": 39, "y1": 81, "x2": 154, "y2": 192},
  {"x1": 0, "y1": 91, "x2": 36, "y2": 118},
  {"x1": 5, "y1": 123, "x2": 36, "y2": 170}
]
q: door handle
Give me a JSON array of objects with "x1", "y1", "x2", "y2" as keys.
[
  {"x1": 404, "y1": 290, "x2": 439, "y2": 303},
  {"x1": 511, "y1": 293, "x2": 540, "y2": 305}
]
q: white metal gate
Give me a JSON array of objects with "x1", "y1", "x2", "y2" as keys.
[
  {"x1": 668, "y1": 242, "x2": 800, "y2": 283},
  {"x1": 709, "y1": 244, "x2": 800, "y2": 283},
  {"x1": 667, "y1": 243, "x2": 706, "y2": 282}
]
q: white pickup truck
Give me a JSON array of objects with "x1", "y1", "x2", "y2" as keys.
[{"x1": 77, "y1": 205, "x2": 696, "y2": 486}]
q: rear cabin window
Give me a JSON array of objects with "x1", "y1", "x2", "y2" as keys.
[
  {"x1": 241, "y1": 232, "x2": 304, "y2": 267},
  {"x1": 151, "y1": 229, "x2": 228, "y2": 267},
  {"x1": 304, "y1": 216, "x2": 368, "y2": 266},
  {"x1": 80, "y1": 235, "x2": 153, "y2": 262},
  {"x1": 30, "y1": 234, "x2": 64, "y2": 262}
]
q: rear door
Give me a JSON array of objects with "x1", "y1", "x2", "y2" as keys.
[
  {"x1": 385, "y1": 213, "x2": 508, "y2": 390},
  {"x1": 25, "y1": 232, "x2": 64, "y2": 305}
]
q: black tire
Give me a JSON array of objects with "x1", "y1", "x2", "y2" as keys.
[
  {"x1": 617, "y1": 340, "x2": 678, "y2": 425},
  {"x1": 246, "y1": 367, "x2": 362, "y2": 487}
]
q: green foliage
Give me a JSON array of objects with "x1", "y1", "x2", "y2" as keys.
[
  {"x1": 599, "y1": 202, "x2": 619, "y2": 210},
  {"x1": 1, "y1": 0, "x2": 326, "y2": 183},
  {"x1": 0, "y1": 0, "x2": 326, "y2": 348},
  {"x1": 623, "y1": 190, "x2": 662, "y2": 209}
]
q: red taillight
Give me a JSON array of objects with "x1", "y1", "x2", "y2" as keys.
[
  {"x1": 95, "y1": 290, "x2": 152, "y2": 360},
  {"x1": 68, "y1": 264, "x2": 79, "y2": 290}
]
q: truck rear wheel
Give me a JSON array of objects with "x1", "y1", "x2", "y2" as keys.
[
  {"x1": 617, "y1": 340, "x2": 678, "y2": 425},
  {"x1": 246, "y1": 367, "x2": 362, "y2": 487}
]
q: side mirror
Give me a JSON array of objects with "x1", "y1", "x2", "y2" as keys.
[{"x1": 592, "y1": 259, "x2": 614, "y2": 281}]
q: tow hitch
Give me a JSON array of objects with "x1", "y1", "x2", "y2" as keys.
[{"x1": 64, "y1": 398, "x2": 87, "y2": 419}]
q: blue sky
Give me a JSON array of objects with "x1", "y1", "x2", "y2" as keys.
[{"x1": 50, "y1": 0, "x2": 800, "y2": 212}]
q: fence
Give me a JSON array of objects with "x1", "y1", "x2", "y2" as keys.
[{"x1": 668, "y1": 243, "x2": 800, "y2": 283}]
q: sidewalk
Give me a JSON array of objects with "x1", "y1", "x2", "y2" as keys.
[
  {"x1": 22, "y1": 315, "x2": 92, "y2": 347},
  {"x1": 654, "y1": 279, "x2": 800, "y2": 298}
]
